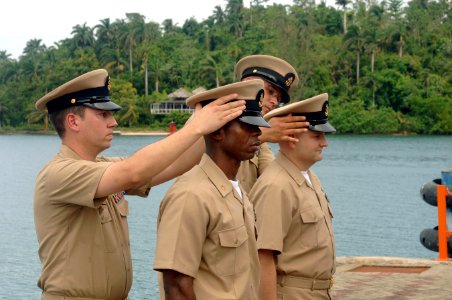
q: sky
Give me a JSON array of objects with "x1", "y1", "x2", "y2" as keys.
[{"x1": 0, "y1": 0, "x2": 337, "y2": 59}]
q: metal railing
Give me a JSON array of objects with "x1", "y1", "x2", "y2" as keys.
[{"x1": 150, "y1": 103, "x2": 194, "y2": 114}]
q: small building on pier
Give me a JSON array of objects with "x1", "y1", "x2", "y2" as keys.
[{"x1": 150, "y1": 87, "x2": 206, "y2": 114}]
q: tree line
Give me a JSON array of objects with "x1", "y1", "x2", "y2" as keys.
[{"x1": 0, "y1": 0, "x2": 450, "y2": 134}]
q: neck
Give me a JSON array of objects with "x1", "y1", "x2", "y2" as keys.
[
  {"x1": 280, "y1": 148, "x2": 313, "y2": 171},
  {"x1": 206, "y1": 151, "x2": 241, "y2": 180},
  {"x1": 63, "y1": 139, "x2": 100, "y2": 161}
]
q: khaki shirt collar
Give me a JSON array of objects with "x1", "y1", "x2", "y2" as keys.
[
  {"x1": 199, "y1": 154, "x2": 233, "y2": 198},
  {"x1": 59, "y1": 144, "x2": 107, "y2": 163},
  {"x1": 276, "y1": 152, "x2": 310, "y2": 188},
  {"x1": 58, "y1": 144, "x2": 83, "y2": 160}
]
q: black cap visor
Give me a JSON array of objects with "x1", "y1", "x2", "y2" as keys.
[
  {"x1": 239, "y1": 115, "x2": 271, "y2": 128},
  {"x1": 309, "y1": 122, "x2": 336, "y2": 133},
  {"x1": 242, "y1": 67, "x2": 291, "y2": 104},
  {"x1": 83, "y1": 100, "x2": 122, "y2": 111}
]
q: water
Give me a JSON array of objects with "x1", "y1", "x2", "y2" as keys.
[{"x1": 0, "y1": 134, "x2": 451, "y2": 299}]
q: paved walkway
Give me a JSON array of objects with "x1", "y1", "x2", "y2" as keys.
[{"x1": 331, "y1": 256, "x2": 452, "y2": 299}]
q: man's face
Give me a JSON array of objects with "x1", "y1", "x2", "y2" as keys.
[
  {"x1": 77, "y1": 108, "x2": 118, "y2": 153},
  {"x1": 221, "y1": 119, "x2": 262, "y2": 161},
  {"x1": 242, "y1": 77, "x2": 281, "y2": 115},
  {"x1": 293, "y1": 130, "x2": 329, "y2": 167},
  {"x1": 261, "y1": 81, "x2": 282, "y2": 115}
]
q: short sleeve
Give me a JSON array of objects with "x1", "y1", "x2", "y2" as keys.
[
  {"x1": 251, "y1": 172, "x2": 292, "y2": 254},
  {"x1": 44, "y1": 159, "x2": 112, "y2": 208},
  {"x1": 154, "y1": 188, "x2": 209, "y2": 277}
]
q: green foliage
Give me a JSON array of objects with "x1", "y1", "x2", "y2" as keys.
[
  {"x1": 330, "y1": 99, "x2": 400, "y2": 134},
  {"x1": 0, "y1": 0, "x2": 450, "y2": 134},
  {"x1": 162, "y1": 111, "x2": 191, "y2": 129}
]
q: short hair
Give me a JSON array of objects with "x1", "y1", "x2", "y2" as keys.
[{"x1": 49, "y1": 106, "x2": 86, "y2": 138}]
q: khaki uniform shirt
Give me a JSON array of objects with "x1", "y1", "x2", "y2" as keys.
[
  {"x1": 237, "y1": 142, "x2": 274, "y2": 194},
  {"x1": 34, "y1": 145, "x2": 151, "y2": 300},
  {"x1": 154, "y1": 154, "x2": 259, "y2": 300},
  {"x1": 250, "y1": 152, "x2": 336, "y2": 298}
]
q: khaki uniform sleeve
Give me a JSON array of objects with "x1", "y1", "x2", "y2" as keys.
[
  {"x1": 154, "y1": 190, "x2": 209, "y2": 278},
  {"x1": 252, "y1": 176, "x2": 292, "y2": 254},
  {"x1": 43, "y1": 159, "x2": 112, "y2": 208}
]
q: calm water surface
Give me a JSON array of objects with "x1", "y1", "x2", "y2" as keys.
[{"x1": 1, "y1": 134, "x2": 451, "y2": 299}]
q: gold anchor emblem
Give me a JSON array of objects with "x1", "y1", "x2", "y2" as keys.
[{"x1": 285, "y1": 76, "x2": 293, "y2": 87}]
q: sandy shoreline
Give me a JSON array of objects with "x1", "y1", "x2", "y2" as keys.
[{"x1": 113, "y1": 130, "x2": 170, "y2": 136}]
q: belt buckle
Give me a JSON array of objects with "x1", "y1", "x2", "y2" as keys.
[
  {"x1": 329, "y1": 278, "x2": 334, "y2": 289},
  {"x1": 311, "y1": 279, "x2": 316, "y2": 291}
]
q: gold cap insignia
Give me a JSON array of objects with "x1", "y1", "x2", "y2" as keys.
[
  {"x1": 325, "y1": 103, "x2": 329, "y2": 117},
  {"x1": 71, "y1": 98, "x2": 76, "y2": 104},
  {"x1": 107, "y1": 76, "x2": 111, "y2": 91},
  {"x1": 252, "y1": 69, "x2": 258, "y2": 73},
  {"x1": 285, "y1": 76, "x2": 294, "y2": 87}
]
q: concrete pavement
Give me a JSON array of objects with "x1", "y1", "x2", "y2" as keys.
[{"x1": 331, "y1": 256, "x2": 452, "y2": 300}]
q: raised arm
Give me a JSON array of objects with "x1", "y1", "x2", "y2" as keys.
[
  {"x1": 96, "y1": 94, "x2": 244, "y2": 198},
  {"x1": 150, "y1": 137, "x2": 204, "y2": 186}
]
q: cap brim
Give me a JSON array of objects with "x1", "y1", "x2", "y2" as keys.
[
  {"x1": 239, "y1": 116, "x2": 271, "y2": 128},
  {"x1": 309, "y1": 122, "x2": 336, "y2": 133},
  {"x1": 83, "y1": 101, "x2": 122, "y2": 111}
]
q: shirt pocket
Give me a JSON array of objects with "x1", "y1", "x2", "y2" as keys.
[
  {"x1": 216, "y1": 225, "x2": 249, "y2": 276},
  {"x1": 118, "y1": 198, "x2": 129, "y2": 217},
  {"x1": 299, "y1": 205, "x2": 323, "y2": 248},
  {"x1": 99, "y1": 204, "x2": 117, "y2": 253}
]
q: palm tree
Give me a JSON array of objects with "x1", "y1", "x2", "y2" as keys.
[
  {"x1": 200, "y1": 54, "x2": 221, "y2": 87},
  {"x1": 0, "y1": 51, "x2": 11, "y2": 61},
  {"x1": 225, "y1": 0, "x2": 245, "y2": 37},
  {"x1": 23, "y1": 39, "x2": 46, "y2": 55},
  {"x1": 212, "y1": 5, "x2": 226, "y2": 24},
  {"x1": 336, "y1": 0, "x2": 351, "y2": 34},
  {"x1": 123, "y1": 13, "x2": 147, "y2": 76},
  {"x1": 22, "y1": 39, "x2": 47, "y2": 80},
  {"x1": 95, "y1": 18, "x2": 113, "y2": 44},
  {"x1": 71, "y1": 23, "x2": 95, "y2": 48},
  {"x1": 344, "y1": 24, "x2": 365, "y2": 84}
]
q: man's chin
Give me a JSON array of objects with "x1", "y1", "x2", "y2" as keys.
[{"x1": 241, "y1": 152, "x2": 257, "y2": 161}]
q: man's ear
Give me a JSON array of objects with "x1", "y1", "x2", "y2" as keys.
[
  {"x1": 66, "y1": 113, "x2": 80, "y2": 132},
  {"x1": 287, "y1": 134, "x2": 298, "y2": 149},
  {"x1": 210, "y1": 128, "x2": 225, "y2": 142}
]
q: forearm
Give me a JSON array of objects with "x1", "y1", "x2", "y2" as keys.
[
  {"x1": 130, "y1": 124, "x2": 203, "y2": 183},
  {"x1": 259, "y1": 250, "x2": 277, "y2": 300},
  {"x1": 163, "y1": 270, "x2": 196, "y2": 300},
  {"x1": 125, "y1": 95, "x2": 243, "y2": 184},
  {"x1": 150, "y1": 137, "x2": 205, "y2": 186},
  {"x1": 96, "y1": 96, "x2": 245, "y2": 197}
]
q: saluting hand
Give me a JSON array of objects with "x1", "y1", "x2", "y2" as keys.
[
  {"x1": 260, "y1": 114, "x2": 310, "y2": 143},
  {"x1": 189, "y1": 93, "x2": 246, "y2": 136}
]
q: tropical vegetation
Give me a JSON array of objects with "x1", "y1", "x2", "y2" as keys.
[{"x1": 0, "y1": 0, "x2": 450, "y2": 134}]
